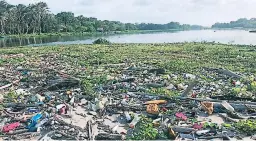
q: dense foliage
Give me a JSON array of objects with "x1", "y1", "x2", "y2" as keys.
[
  {"x1": 93, "y1": 38, "x2": 111, "y2": 44},
  {"x1": 0, "y1": 0, "x2": 203, "y2": 35},
  {"x1": 212, "y1": 18, "x2": 256, "y2": 29}
]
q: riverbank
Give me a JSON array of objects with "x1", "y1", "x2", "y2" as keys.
[
  {"x1": 0, "y1": 43, "x2": 255, "y2": 140},
  {"x1": 2, "y1": 29, "x2": 186, "y2": 38}
]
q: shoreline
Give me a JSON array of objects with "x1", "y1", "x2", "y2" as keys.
[{"x1": 1, "y1": 29, "x2": 185, "y2": 38}]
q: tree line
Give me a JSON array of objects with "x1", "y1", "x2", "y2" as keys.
[
  {"x1": 212, "y1": 18, "x2": 256, "y2": 29},
  {"x1": 0, "y1": 0, "x2": 203, "y2": 35}
]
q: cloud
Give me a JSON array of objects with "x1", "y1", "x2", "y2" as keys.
[{"x1": 5, "y1": 0, "x2": 256, "y2": 26}]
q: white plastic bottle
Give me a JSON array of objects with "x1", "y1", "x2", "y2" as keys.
[
  {"x1": 221, "y1": 101, "x2": 235, "y2": 112},
  {"x1": 124, "y1": 111, "x2": 131, "y2": 121},
  {"x1": 129, "y1": 114, "x2": 140, "y2": 128}
]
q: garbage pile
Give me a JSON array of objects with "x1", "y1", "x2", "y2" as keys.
[{"x1": 0, "y1": 61, "x2": 256, "y2": 140}]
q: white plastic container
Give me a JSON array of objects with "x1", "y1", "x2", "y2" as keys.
[
  {"x1": 124, "y1": 111, "x2": 131, "y2": 121},
  {"x1": 129, "y1": 114, "x2": 140, "y2": 128},
  {"x1": 221, "y1": 101, "x2": 235, "y2": 112}
]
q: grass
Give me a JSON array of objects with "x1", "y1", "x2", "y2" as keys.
[
  {"x1": 1, "y1": 43, "x2": 256, "y2": 73},
  {"x1": 234, "y1": 119, "x2": 256, "y2": 135}
]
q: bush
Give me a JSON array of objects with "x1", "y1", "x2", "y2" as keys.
[{"x1": 93, "y1": 38, "x2": 111, "y2": 44}]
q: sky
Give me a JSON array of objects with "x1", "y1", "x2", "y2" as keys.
[{"x1": 5, "y1": 0, "x2": 256, "y2": 26}]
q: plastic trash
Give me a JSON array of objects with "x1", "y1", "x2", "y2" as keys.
[
  {"x1": 35, "y1": 94, "x2": 45, "y2": 102},
  {"x1": 80, "y1": 99, "x2": 87, "y2": 105},
  {"x1": 27, "y1": 108, "x2": 40, "y2": 113},
  {"x1": 196, "y1": 129, "x2": 210, "y2": 136},
  {"x1": 175, "y1": 112, "x2": 187, "y2": 121},
  {"x1": 201, "y1": 102, "x2": 214, "y2": 115},
  {"x1": 121, "y1": 99, "x2": 128, "y2": 105},
  {"x1": 129, "y1": 114, "x2": 140, "y2": 128},
  {"x1": 112, "y1": 125, "x2": 119, "y2": 133},
  {"x1": 193, "y1": 123, "x2": 203, "y2": 129},
  {"x1": 222, "y1": 101, "x2": 235, "y2": 112},
  {"x1": 56, "y1": 104, "x2": 66, "y2": 110},
  {"x1": 70, "y1": 97, "x2": 75, "y2": 105},
  {"x1": 144, "y1": 100, "x2": 167, "y2": 105},
  {"x1": 2, "y1": 122, "x2": 20, "y2": 133},
  {"x1": 146, "y1": 104, "x2": 159, "y2": 115},
  {"x1": 66, "y1": 90, "x2": 72, "y2": 95},
  {"x1": 96, "y1": 100, "x2": 104, "y2": 110},
  {"x1": 15, "y1": 89, "x2": 30, "y2": 95},
  {"x1": 0, "y1": 94, "x2": 3, "y2": 102},
  {"x1": 153, "y1": 118, "x2": 161, "y2": 126},
  {"x1": 168, "y1": 128, "x2": 177, "y2": 138},
  {"x1": 179, "y1": 133, "x2": 195, "y2": 140},
  {"x1": 166, "y1": 84, "x2": 175, "y2": 90},
  {"x1": 27, "y1": 113, "x2": 43, "y2": 130},
  {"x1": 35, "y1": 118, "x2": 48, "y2": 128},
  {"x1": 184, "y1": 74, "x2": 196, "y2": 79},
  {"x1": 88, "y1": 102, "x2": 97, "y2": 111},
  {"x1": 124, "y1": 111, "x2": 131, "y2": 121}
]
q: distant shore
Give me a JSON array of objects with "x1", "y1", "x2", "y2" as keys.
[{"x1": 2, "y1": 29, "x2": 197, "y2": 38}]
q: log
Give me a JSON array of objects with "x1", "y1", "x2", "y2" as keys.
[
  {"x1": 54, "y1": 117, "x2": 85, "y2": 132},
  {"x1": 95, "y1": 133, "x2": 123, "y2": 140},
  {"x1": 54, "y1": 130, "x2": 78, "y2": 140},
  {"x1": 218, "y1": 113, "x2": 239, "y2": 122},
  {"x1": 176, "y1": 97, "x2": 256, "y2": 106},
  {"x1": 203, "y1": 67, "x2": 241, "y2": 78},
  {"x1": 172, "y1": 126, "x2": 196, "y2": 133},
  {"x1": 217, "y1": 68, "x2": 241, "y2": 78}
]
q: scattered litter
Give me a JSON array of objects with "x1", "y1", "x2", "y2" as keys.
[{"x1": 0, "y1": 54, "x2": 255, "y2": 140}]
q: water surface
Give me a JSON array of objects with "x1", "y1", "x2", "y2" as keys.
[{"x1": 1, "y1": 30, "x2": 256, "y2": 47}]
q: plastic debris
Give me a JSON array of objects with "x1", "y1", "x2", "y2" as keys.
[
  {"x1": 175, "y1": 112, "x2": 187, "y2": 121},
  {"x1": 129, "y1": 114, "x2": 140, "y2": 128},
  {"x1": 2, "y1": 122, "x2": 20, "y2": 133},
  {"x1": 146, "y1": 104, "x2": 159, "y2": 115},
  {"x1": 201, "y1": 102, "x2": 214, "y2": 115},
  {"x1": 144, "y1": 100, "x2": 167, "y2": 105},
  {"x1": 0, "y1": 51, "x2": 255, "y2": 140}
]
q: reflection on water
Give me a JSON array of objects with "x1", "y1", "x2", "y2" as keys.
[
  {"x1": 1, "y1": 30, "x2": 256, "y2": 47},
  {"x1": 0, "y1": 36, "x2": 98, "y2": 47},
  {"x1": 1, "y1": 37, "x2": 47, "y2": 47}
]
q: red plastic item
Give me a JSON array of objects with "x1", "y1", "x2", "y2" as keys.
[
  {"x1": 162, "y1": 107, "x2": 168, "y2": 112},
  {"x1": 191, "y1": 93, "x2": 197, "y2": 98},
  {"x1": 2, "y1": 122, "x2": 20, "y2": 133},
  {"x1": 59, "y1": 107, "x2": 66, "y2": 115},
  {"x1": 232, "y1": 80, "x2": 236, "y2": 86},
  {"x1": 175, "y1": 112, "x2": 187, "y2": 121},
  {"x1": 193, "y1": 123, "x2": 203, "y2": 129}
]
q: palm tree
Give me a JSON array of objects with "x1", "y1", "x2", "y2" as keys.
[
  {"x1": 29, "y1": 2, "x2": 49, "y2": 34},
  {"x1": 15, "y1": 4, "x2": 28, "y2": 34},
  {"x1": 0, "y1": 0, "x2": 14, "y2": 34}
]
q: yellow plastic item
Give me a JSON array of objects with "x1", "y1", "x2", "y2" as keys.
[
  {"x1": 146, "y1": 104, "x2": 159, "y2": 115},
  {"x1": 145, "y1": 100, "x2": 167, "y2": 105},
  {"x1": 66, "y1": 91, "x2": 72, "y2": 95},
  {"x1": 168, "y1": 128, "x2": 177, "y2": 138},
  {"x1": 201, "y1": 102, "x2": 213, "y2": 115}
]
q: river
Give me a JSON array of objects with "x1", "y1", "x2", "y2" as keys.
[{"x1": 1, "y1": 29, "x2": 256, "y2": 47}]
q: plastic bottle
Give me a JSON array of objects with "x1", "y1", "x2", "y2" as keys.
[
  {"x1": 129, "y1": 114, "x2": 140, "y2": 128},
  {"x1": 221, "y1": 101, "x2": 234, "y2": 112},
  {"x1": 124, "y1": 111, "x2": 131, "y2": 121}
]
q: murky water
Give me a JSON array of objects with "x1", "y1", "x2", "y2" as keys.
[{"x1": 1, "y1": 29, "x2": 256, "y2": 47}]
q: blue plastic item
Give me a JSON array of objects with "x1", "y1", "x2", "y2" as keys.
[
  {"x1": 27, "y1": 113, "x2": 42, "y2": 131},
  {"x1": 27, "y1": 108, "x2": 39, "y2": 113}
]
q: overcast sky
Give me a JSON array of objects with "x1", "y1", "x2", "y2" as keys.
[{"x1": 6, "y1": 0, "x2": 256, "y2": 26}]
